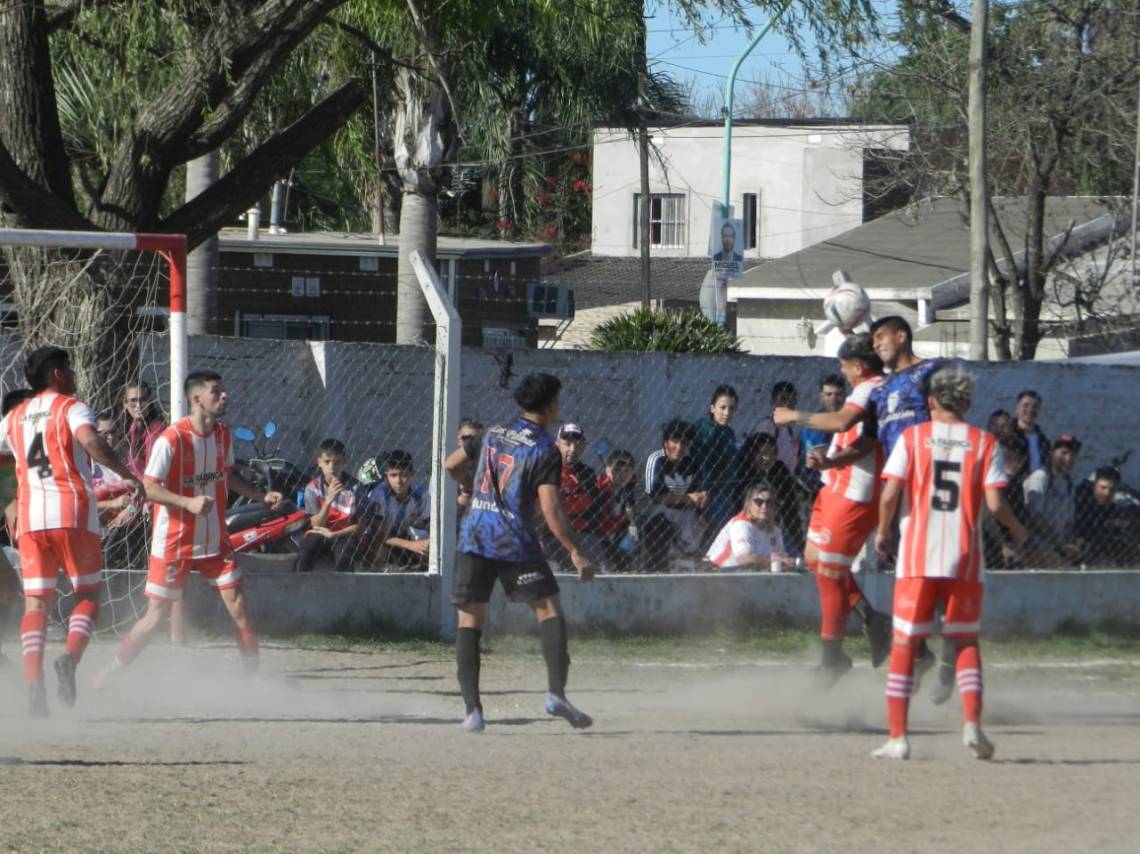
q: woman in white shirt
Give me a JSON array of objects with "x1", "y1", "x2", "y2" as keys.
[{"x1": 705, "y1": 482, "x2": 788, "y2": 571}]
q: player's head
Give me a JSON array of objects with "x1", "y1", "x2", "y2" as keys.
[
  {"x1": 123, "y1": 381, "x2": 162, "y2": 424},
  {"x1": 184, "y1": 370, "x2": 226, "y2": 418},
  {"x1": 1051, "y1": 433, "x2": 1081, "y2": 475},
  {"x1": 869, "y1": 316, "x2": 913, "y2": 368},
  {"x1": 1, "y1": 387, "x2": 35, "y2": 416},
  {"x1": 818, "y1": 373, "x2": 846, "y2": 412},
  {"x1": 557, "y1": 422, "x2": 585, "y2": 465},
  {"x1": 1015, "y1": 389, "x2": 1042, "y2": 428},
  {"x1": 742, "y1": 482, "x2": 773, "y2": 525},
  {"x1": 514, "y1": 373, "x2": 562, "y2": 425},
  {"x1": 661, "y1": 418, "x2": 696, "y2": 461},
  {"x1": 605, "y1": 448, "x2": 636, "y2": 487},
  {"x1": 743, "y1": 432, "x2": 778, "y2": 471},
  {"x1": 25, "y1": 346, "x2": 75, "y2": 394},
  {"x1": 836, "y1": 333, "x2": 883, "y2": 385},
  {"x1": 769, "y1": 381, "x2": 797, "y2": 409},
  {"x1": 927, "y1": 367, "x2": 974, "y2": 418},
  {"x1": 720, "y1": 223, "x2": 736, "y2": 254},
  {"x1": 1091, "y1": 466, "x2": 1120, "y2": 506},
  {"x1": 708, "y1": 384, "x2": 738, "y2": 426},
  {"x1": 316, "y1": 438, "x2": 347, "y2": 477},
  {"x1": 382, "y1": 449, "x2": 415, "y2": 498}
]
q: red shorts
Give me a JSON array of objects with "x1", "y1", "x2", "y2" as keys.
[
  {"x1": 18, "y1": 529, "x2": 102, "y2": 597},
  {"x1": 146, "y1": 555, "x2": 243, "y2": 601},
  {"x1": 892, "y1": 577, "x2": 983, "y2": 640},
  {"x1": 806, "y1": 492, "x2": 877, "y2": 574}
]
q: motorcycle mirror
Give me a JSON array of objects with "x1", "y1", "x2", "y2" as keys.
[
  {"x1": 594, "y1": 439, "x2": 611, "y2": 459},
  {"x1": 233, "y1": 427, "x2": 256, "y2": 442},
  {"x1": 263, "y1": 421, "x2": 278, "y2": 439}
]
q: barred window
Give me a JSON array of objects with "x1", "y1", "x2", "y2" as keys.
[{"x1": 633, "y1": 193, "x2": 686, "y2": 249}]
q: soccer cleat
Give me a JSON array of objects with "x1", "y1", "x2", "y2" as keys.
[
  {"x1": 871, "y1": 736, "x2": 910, "y2": 760},
  {"x1": 814, "y1": 653, "x2": 853, "y2": 690},
  {"x1": 545, "y1": 692, "x2": 593, "y2": 729},
  {"x1": 864, "y1": 611, "x2": 893, "y2": 668},
  {"x1": 28, "y1": 680, "x2": 49, "y2": 718},
  {"x1": 912, "y1": 646, "x2": 936, "y2": 693},
  {"x1": 54, "y1": 654, "x2": 77, "y2": 709},
  {"x1": 930, "y1": 664, "x2": 956, "y2": 705},
  {"x1": 962, "y1": 722, "x2": 995, "y2": 760},
  {"x1": 459, "y1": 708, "x2": 485, "y2": 733}
]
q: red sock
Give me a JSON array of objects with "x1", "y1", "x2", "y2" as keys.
[
  {"x1": 65, "y1": 599, "x2": 99, "y2": 662},
  {"x1": 236, "y1": 626, "x2": 258, "y2": 658},
  {"x1": 815, "y1": 571, "x2": 848, "y2": 640},
  {"x1": 20, "y1": 610, "x2": 47, "y2": 684},
  {"x1": 886, "y1": 642, "x2": 916, "y2": 738},
  {"x1": 956, "y1": 642, "x2": 983, "y2": 723}
]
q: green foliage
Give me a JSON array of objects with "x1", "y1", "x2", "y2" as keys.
[{"x1": 590, "y1": 308, "x2": 742, "y2": 354}]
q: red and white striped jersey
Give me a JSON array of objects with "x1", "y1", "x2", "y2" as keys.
[
  {"x1": 145, "y1": 418, "x2": 234, "y2": 560},
  {"x1": 821, "y1": 375, "x2": 884, "y2": 503},
  {"x1": 882, "y1": 420, "x2": 1006, "y2": 581},
  {"x1": 0, "y1": 392, "x2": 99, "y2": 535}
]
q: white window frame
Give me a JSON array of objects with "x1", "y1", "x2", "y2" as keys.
[
  {"x1": 235, "y1": 312, "x2": 331, "y2": 341},
  {"x1": 633, "y1": 193, "x2": 686, "y2": 249}
]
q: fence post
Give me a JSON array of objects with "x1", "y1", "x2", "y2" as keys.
[{"x1": 410, "y1": 251, "x2": 461, "y2": 641}]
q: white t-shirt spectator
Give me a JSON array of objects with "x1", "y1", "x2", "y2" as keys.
[{"x1": 705, "y1": 512, "x2": 787, "y2": 570}]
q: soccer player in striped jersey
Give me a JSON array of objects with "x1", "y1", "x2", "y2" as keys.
[
  {"x1": 872, "y1": 368, "x2": 1027, "y2": 760},
  {"x1": 95, "y1": 371, "x2": 282, "y2": 686},
  {"x1": 0, "y1": 347, "x2": 142, "y2": 715}
]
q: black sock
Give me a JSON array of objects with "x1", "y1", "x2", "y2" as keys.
[
  {"x1": 540, "y1": 616, "x2": 569, "y2": 698},
  {"x1": 456, "y1": 627, "x2": 482, "y2": 714},
  {"x1": 852, "y1": 596, "x2": 871, "y2": 623},
  {"x1": 938, "y1": 638, "x2": 957, "y2": 681},
  {"x1": 821, "y1": 638, "x2": 845, "y2": 666}
]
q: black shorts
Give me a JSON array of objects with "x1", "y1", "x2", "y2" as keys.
[{"x1": 451, "y1": 553, "x2": 560, "y2": 605}]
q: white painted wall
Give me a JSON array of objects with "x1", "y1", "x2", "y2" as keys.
[{"x1": 590, "y1": 123, "x2": 909, "y2": 260}]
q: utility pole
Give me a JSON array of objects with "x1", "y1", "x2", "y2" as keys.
[
  {"x1": 1131, "y1": 71, "x2": 1140, "y2": 285},
  {"x1": 185, "y1": 151, "x2": 219, "y2": 336},
  {"x1": 967, "y1": 0, "x2": 990, "y2": 361},
  {"x1": 639, "y1": 110, "x2": 651, "y2": 309}
]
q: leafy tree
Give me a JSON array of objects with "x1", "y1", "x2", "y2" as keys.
[{"x1": 590, "y1": 307, "x2": 743, "y2": 353}]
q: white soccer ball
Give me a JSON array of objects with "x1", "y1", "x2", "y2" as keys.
[{"x1": 823, "y1": 281, "x2": 871, "y2": 330}]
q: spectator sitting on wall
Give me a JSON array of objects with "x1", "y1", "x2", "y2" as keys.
[
  {"x1": 295, "y1": 438, "x2": 366, "y2": 573},
  {"x1": 1022, "y1": 433, "x2": 1081, "y2": 567},
  {"x1": 756, "y1": 381, "x2": 801, "y2": 473},
  {"x1": 363, "y1": 450, "x2": 432, "y2": 571},
  {"x1": 704, "y1": 482, "x2": 789, "y2": 572},
  {"x1": 1075, "y1": 467, "x2": 1134, "y2": 567},
  {"x1": 1013, "y1": 390, "x2": 1051, "y2": 472},
  {"x1": 984, "y1": 429, "x2": 1029, "y2": 569},
  {"x1": 799, "y1": 374, "x2": 846, "y2": 494},
  {"x1": 986, "y1": 409, "x2": 1011, "y2": 437},
  {"x1": 690, "y1": 384, "x2": 740, "y2": 538},
  {"x1": 643, "y1": 419, "x2": 708, "y2": 570},
  {"x1": 455, "y1": 417, "x2": 484, "y2": 514},
  {"x1": 596, "y1": 449, "x2": 638, "y2": 571},
  {"x1": 736, "y1": 432, "x2": 805, "y2": 558}
]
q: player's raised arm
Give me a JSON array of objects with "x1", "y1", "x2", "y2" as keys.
[{"x1": 773, "y1": 404, "x2": 862, "y2": 434}]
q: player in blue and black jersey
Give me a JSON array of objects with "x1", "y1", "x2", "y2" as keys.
[
  {"x1": 864, "y1": 316, "x2": 944, "y2": 456},
  {"x1": 444, "y1": 373, "x2": 596, "y2": 733}
]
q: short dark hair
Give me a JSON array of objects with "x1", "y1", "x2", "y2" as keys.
[
  {"x1": 870, "y1": 315, "x2": 913, "y2": 348},
  {"x1": 317, "y1": 438, "x2": 347, "y2": 457},
  {"x1": 184, "y1": 370, "x2": 223, "y2": 399},
  {"x1": 1, "y1": 388, "x2": 35, "y2": 415},
  {"x1": 837, "y1": 332, "x2": 883, "y2": 372},
  {"x1": 709, "y1": 383, "x2": 738, "y2": 405},
  {"x1": 820, "y1": 373, "x2": 845, "y2": 389},
  {"x1": 513, "y1": 373, "x2": 562, "y2": 412},
  {"x1": 770, "y1": 381, "x2": 796, "y2": 400},
  {"x1": 1093, "y1": 466, "x2": 1121, "y2": 486},
  {"x1": 749, "y1": 431, "x2": 777, "y2": 450},
  {"x1": 1016, "y1": 389, "x2": 1041, "y2": 404},
  {"x1": 662, "y1": 418, "x2": 696, "y2": 443},
  {"x1": 999, "y1": 429, "x2": 1028, "y2": 459},
  {"x1": 459, "y1": 416, "x2": 484, "y2": 432},
  {"x1": 606, "y1": 449, "x2": 635, "y2": 469},
  {"x1": 96, "y1": 409, "x2": 116, "y2": 423},
  {"x1": 24, "y1": 347, "x2": 71, "y2": 392},
  {"x1": 382, "y1": 449, "x2": 414, "y2": 472}
]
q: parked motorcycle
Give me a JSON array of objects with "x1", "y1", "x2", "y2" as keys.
[{"x1": 227, "y1": 421, "x2": 312, "y2": 554}]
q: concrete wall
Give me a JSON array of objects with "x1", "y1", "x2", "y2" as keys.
[
  {"x1": 590, "y1": 124, "x2": 909, "y2": 260},
  {"x1": 176, "y1": 568, "x2": 1140, "y2": 640}
]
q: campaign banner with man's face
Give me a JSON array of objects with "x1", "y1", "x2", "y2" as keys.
[{"x1": 709, "y1": 216, "x2": 744, "y2": 276}]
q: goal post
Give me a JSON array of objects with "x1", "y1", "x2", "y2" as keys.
[{"x1": 0, "y1": 228, "x2": 188, "y2": 419}]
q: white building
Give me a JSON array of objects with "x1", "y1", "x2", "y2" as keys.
[{"x1": 589, "y1": 119, "x2": 910, "y2": 260}]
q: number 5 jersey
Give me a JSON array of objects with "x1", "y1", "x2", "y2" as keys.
[{"x1": 0, "y1": 392, "x2": 100, "y2": 535}]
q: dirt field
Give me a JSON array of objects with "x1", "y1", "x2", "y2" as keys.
[{"x1": 1, "y1": 635, "x2": 1138, "y2": 853}]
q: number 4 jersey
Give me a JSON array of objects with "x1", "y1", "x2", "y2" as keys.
[
  {"x1": 883, "y1": 420, "x2": 1006, "y2": 581},
  {"x1": 0, "y1": 392, "x2": 100, "y2": 535}
]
